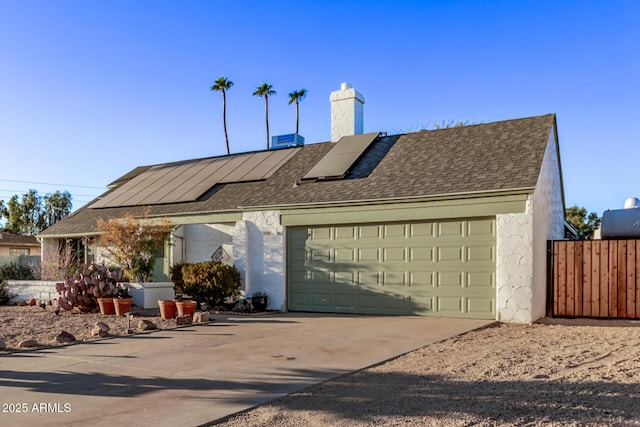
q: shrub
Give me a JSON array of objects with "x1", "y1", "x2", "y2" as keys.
[
  {"x1": 170, "y1": 262, "x2": 194, "y2": 295},
  {"x1": 0, "y1": 280, "x2": 13, "y2": 305},
  {"x1": 181, "y1": 261, "x2": 241, "y2": 306},
  {"x1": 0, "y1": 262, "x2": 36, "y2": 281}
]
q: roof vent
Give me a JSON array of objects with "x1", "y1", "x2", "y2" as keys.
[{"x1": 271, "y1": 134, "x2": 305, "y2": 150}]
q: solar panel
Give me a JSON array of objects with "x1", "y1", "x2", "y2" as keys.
[
  {"x1": 91, "y1": 147, "x2": 301, "y2": 208},
  {"x1": 301, "y1": 132, "x2": 379, "y2": 181}
]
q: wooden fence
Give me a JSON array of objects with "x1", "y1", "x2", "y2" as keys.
[{"x1": 549, "y1": 240, "x2": 640, "y2": 318}]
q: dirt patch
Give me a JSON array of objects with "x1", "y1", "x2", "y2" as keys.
[
  {"x1": 0, "y1": 305, "x2": 180, "y2": 351},
  {"x1": 212, "y1": 320, "x2": 640, "y2": 426}
]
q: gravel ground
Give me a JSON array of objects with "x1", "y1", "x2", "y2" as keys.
[
  {"x1": 0, "y1": 304, "x2": 180, "y2": 350},
  {"x1": 212, "y1": 319, "x2": 640, "y2": 427}
]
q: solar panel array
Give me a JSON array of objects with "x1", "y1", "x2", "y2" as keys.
[
  {"x1": 91, "y1": 148, "x2": 300, "y2": 208},
  {"x1": 301, "y1": 132, "x2": 379, "y2": 181}
]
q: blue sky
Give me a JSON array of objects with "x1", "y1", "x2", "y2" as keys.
[{"x1": 0, "y1": 0, "x2": 638, "y2": 217}]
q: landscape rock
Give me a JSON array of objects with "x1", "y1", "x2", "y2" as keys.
[
  {"x1": 91, "y1": 321, "x2": 110, "y2": 337},
  {"x1": 28, "y1": 298, "x2": 37, "y2": 306},
  {"x1": 175, "y1": 314, "x2": 192, "y2": 325},
  {"x1": 17, "y1": 338, "x2": 38, "y2": 348},
  {"x1": 138, "y1": 319, "x2": 157, "y2": 331},
  {"x1": 193, "y1": 311, "x2": 210, "y2": 323},
  {"x1": 232, "y1": 298, "x2": 254, "y2": 313},
  {"x1": 0, "y1": 339, "x2": 6, "y2": 349},
  {"x1": 56, "y1": 330, "x2": 77, "y2": 343}
]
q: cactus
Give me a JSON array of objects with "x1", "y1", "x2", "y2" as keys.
[{"x1": 55, "y1": 263, "x2": 123, "y2": 312}]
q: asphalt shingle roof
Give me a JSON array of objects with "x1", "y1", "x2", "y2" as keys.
[{"x1": 41, "y1": 114, "x2": 557, "y2": 236}]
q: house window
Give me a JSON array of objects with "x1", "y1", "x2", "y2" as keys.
[{"x1": 10, "y1": 248, "x2": 30, "y2": 256}]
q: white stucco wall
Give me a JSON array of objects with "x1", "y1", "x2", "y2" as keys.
[
  {"x1": 233, "y1": 211, "x2": 285, "y2": 311},
  {"x1": 496, "y1": 199, "x2": 534, "y2": 323},
  {"x1": 181, "y1": 223, "x2": 234, "y2": 263},
  {"x1": 496, "y1": 127, "x2": 564, "y2": 323},
  {"x1": 531, "y1": 127, "x2": 565, "y2": 319}
]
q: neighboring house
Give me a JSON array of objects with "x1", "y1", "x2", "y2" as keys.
[
  {"x1": 39, "y1": 83, "x2": 565, "y2": 323},
  {"x1": 0, "y1": 231, "x2": 41, "y2": 257}
]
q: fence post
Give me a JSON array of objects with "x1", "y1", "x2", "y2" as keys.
[{"x1": 546, "y1": 240, "x2": 554, "y2": 317}]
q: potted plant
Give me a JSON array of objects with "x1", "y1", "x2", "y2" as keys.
[
  {"x1": 113, "y1": 284, "x2": 133, "y2": 316},
  {"x1": 250, "y1": 291, "x2": 269, "y2": 312},
  {"x1": 158, "y1": 299, "x2": 177, "y2": 319}
]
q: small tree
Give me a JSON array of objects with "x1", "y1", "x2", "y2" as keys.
[
  {"x1": 96, "y1": 213, "x2": 174, "y2": 282},
  {"x1": 566, "y1": 205, "x2": 601, "y2": 239}
]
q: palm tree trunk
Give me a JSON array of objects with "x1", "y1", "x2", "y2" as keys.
[
  {"x1": 295, "y1": 100, "x2": 299, "y2": 134},
  {"x1": 222, "y1": 90, "x2": 230, "y2": 155},
  {"x1": 265, "y1": 95, "x2": 270, "y2": 150}
]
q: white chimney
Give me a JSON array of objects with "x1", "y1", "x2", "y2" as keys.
[{"x1": 330, "y1": 82, "x2": 365, "y2": 142}]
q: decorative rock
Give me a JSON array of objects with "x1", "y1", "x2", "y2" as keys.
[
  {"x1": 0, "y1": 339, "x2": 6, "y2": 349},
  {"x1": 138, "y1": 319, "x2": 157, "y2": 331},
  {"x1": 91, "y1": 321, "x2": 110, "y2": 337},
  {"x1": 56, "y1": 331, "x2": 77, "y2": 343},
  {"x1": 175, "y1": 314, "x2": 192, "y2": 325},
  {"x1": 232, "y1": 299, "x2": 253, "y2": 313},
  {"x1": 17, "y1": 338, "x2": 38, "y2": 348},
  {"x1": 193, "y1": 311, "x2": 210, "y2": 323}
]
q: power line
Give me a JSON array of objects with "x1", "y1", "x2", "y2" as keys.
[{"x1": 0, "y1": 179, "x2": 104, "y2": 190}]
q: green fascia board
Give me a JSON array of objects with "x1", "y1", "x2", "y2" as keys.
[
  {"x1": 167, "y1": 212, "x2": 242, "y2": 225},
  {"x1": 280, "y1": 191, "x2": 530, "y2": 227}
]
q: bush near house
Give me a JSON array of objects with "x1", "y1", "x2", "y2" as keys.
[
  {"x1": 0, "y1": 262, "x2": 36, "y2": 281},
  {"x1": 170, "y1": 261, "x2": 194, "y2": 295},
  {"x1": 181, "y1": 261, "x2": 241, "y2": 306},
  {"x1": 0, "y1": 281, "x2": 13, "y2": 305}
]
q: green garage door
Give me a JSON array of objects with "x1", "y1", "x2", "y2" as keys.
[{"x1": 287, "y1": 218, "x2": 496, "y2": 319}]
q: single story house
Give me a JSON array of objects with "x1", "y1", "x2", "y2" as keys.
[
  {"x1": 39, "y1": 83, "x2": 565, "y2": 323},
  {"x1": 0, "y1": 231, "x2": 41, "y2": 257}
]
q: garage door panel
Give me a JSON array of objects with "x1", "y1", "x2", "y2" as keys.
[
  {"x1": 467, "y1": 272, "x2": 495, "y2": 288},
  {"x1": 382, "y1": 271, "x2": 406, "y2": 286},
  {"x1": 437, "y1": 246, "x2": 464, "y2": 262},
  {"x1": 437, "y1": 296, "x2": 464, "y2": 313},
  {"x1": 467, "y1": 246, "x2": 495, "y2": 262},
  {"x1": 467, "y1": 219, "x2": 495, "y2": 237},
  {"x1": 437, "y1": 271, "x2": 464, "y2": 287},
  {"x1": 383, "y1": 247, "x2": 407, "y2": 262},
  {"x1": 288, "y1": 218, "x2": 495, "y2": 319},
  {"x1": 466, "y1": 297, "x2": 494, "y2": 317},
  {"x1": 357, "y1": 248, "x2": 380, "y2": 262},
  {"x1": 409, "y1": 247, "x2": 434, "y2": 262},
  {"x1": 409, "y1": 271, "x2": 434, "y2": 287},
  {"x1": 383, "y1": 224, "x2": 408, "y2": 238},
  {"x1": 357, "y1": 225, "x2": 382, "y2": 239}
]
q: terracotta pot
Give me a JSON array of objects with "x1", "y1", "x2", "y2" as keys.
[
  {"x1": 114, "y1": 298, "x2": 133, "y2": 316},
  {"x1": 158, "y1": 300, "x2": 177, "y2": 319},
  {"x1": 97, "y1": 297, "x2": 115, "y2": 315},
  {"x1": 176, "y1": 300, "x2": 197, "y2": 316}
]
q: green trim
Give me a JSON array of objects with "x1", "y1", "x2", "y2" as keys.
[
  {"x1": 281, "y1": 193, "x2": 529, "y2": 227},
  {"x1": 168, "y1": 212, "x2": 242, "y2": 225}
]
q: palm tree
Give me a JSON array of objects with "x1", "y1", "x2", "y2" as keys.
[
  {"x1": 288, "y1": 89, "x2": 307, "y2": 135},
  {"x1": 210, "y1": 76, "x2": 234, "y2": 155},
  {"x1": 253, "y1": 83, "x2": 276, "y2": 150}
]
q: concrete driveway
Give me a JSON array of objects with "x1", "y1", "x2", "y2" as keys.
[{"x1": 0, "y1": 313, "x2": 492, "y2": 426}]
